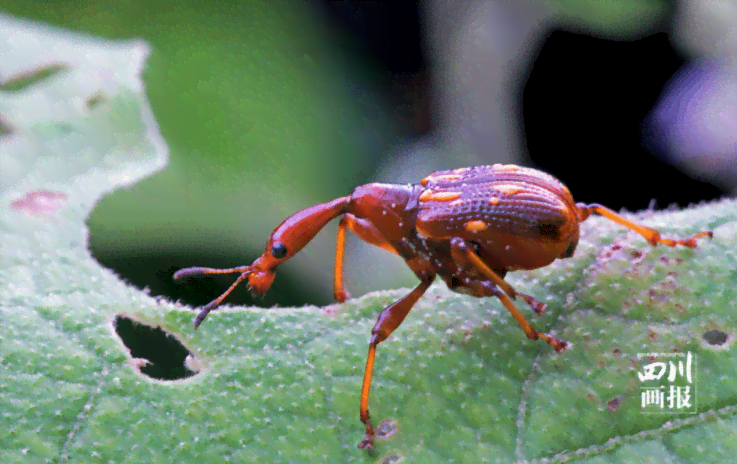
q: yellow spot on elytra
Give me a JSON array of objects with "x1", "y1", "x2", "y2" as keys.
[
  {"x1": 449, "y1": 199, "x2": 464, "y2": 207},
  {"x1": 494, "y1": 184, "x2": 523, "y2": 195},
  {"x1": 419, "y1": 190, "x2": 461, "y2": 202},
  {"x1": 464, "y1": 220, "x2": 488, "y2": 232},
  {"x1": 489, "y1": 197, "x2": 500, "y2": 205},
  {"x1": 435, "y1": 174, "x2": 462, "y2": 183},
  {"x1": 492, "y1": 163, "x2": 519, "y2": 172},
  {"x1": 421, "y1": 173, "x2": 462, "y2": 186}
]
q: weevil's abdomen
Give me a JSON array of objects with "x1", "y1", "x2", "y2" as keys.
[{"x1": 415, "y1": 164, "x2": 580, "y2": 270}]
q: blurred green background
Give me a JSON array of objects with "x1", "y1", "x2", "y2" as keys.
[
  {"x1": 3, "y1": 0, "x2": 727, "y2": 315},
  {"x1": 0, "y1": 1, "x2": 420, "y2": 309}
]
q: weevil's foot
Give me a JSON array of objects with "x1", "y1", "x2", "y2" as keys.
[
  {"x1": 357, "y1": 419, "x2": 375, "y2": 450},
  {"x1": 334, "y1": 289, "x2": 350, "y2": 303},
  {"x1": 682, "y1": 231, "x2": 714, "y2": 248},
  {"x1": 657, "y1": 230, "x2": 713, "y2": 248},
  {"x1": 521, "y1": 294, "x2": 546, "y2": 315},
  {"x1": 553, "y1": 339, "x2": 569, "y2": 353},
  {"x1": 538, "y1": 332, "x2": 568, "y2": 352},
  {"x1": 357, "y1": 435, "x2": 374, "y2": 450},
  {"x1": 527, "y1": 297, "x2": 548, "y2": 316}
]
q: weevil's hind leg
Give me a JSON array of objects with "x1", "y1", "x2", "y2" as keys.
[
  {"x1": 577, "y1": 203, "x2": 713, "y2": 248},
  {"x1": 334, "y1": 214, "x2": 399, "y2": 302},
  {"x1": 358, "y1": 276, "x2": 435, "y2": 450},
  {"x1": 450, "y1": 240, "x2": 546, "y2": 314},
  {"x1": 449, "y1": 238, "x2": 567, "y2": 352}
]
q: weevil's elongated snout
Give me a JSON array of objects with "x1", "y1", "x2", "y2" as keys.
[
  {"x1": 250, "y1": 195, "x2": 350, "y2": 295},
  {"x1": 265, "y1": 196, "x2": 351, "y2": 263},
  {"x1": 174, "y1": 195, "x2": 351, "y2": 328}
]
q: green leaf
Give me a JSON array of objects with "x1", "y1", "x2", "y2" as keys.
[{"x1": 3, "y1": 13, "x2": 737, "y2": 464}]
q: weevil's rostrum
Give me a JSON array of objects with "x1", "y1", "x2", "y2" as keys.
[{"x1": 174, "y1": 163, "x2": 713, "y2": 450}]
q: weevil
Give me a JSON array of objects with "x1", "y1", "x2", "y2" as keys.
[{"x1": 174, "y1": 164, "x2": 712, "y2": 449}]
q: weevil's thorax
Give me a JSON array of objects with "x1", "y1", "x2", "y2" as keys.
[{"x1": 349, "y1": 182, "x2": 422, "y2": 242}]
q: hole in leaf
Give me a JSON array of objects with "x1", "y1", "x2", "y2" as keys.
[
  {"x1": 382, "y1": 454, "x2": 404, "y2": 464},
  {"x1": 703, "y1": 329, "x2": 729, "y2": 346},
  {"x1": 376, "y1": 419, "x2": 398, "y2": 440},
  {"x1": 607, "y1": 396, "x2": 622, "y2": 411},
  {"x1": 0, "y1": 62, "x2": 68, "y2": 91},
  {"x1": 0, "y1": 117, "x2": 13, "y2": 135},
  {"x1": 114, "y1": 315, "x2": 198, "y2": 380}
]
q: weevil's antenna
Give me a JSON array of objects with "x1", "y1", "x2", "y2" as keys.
[
  {"x1": 173, "y1": 265, "x2": 251, "y2": 281},
  {"x1": 173, "y1": 266, "x2": 251, "y2": 329}
]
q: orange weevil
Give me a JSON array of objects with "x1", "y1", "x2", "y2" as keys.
[{"x1": 174, "y1": 164, "x2": 712, "y2": 449}]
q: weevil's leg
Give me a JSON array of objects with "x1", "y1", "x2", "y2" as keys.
[
  {"x1": 449, "y1": 238, "x2": 566, "y2": 352},
  {"x1": 334, "y1": 214, "x2": 398, "y2": 302},
  {"x1": 358, "y1": 276, "x2": 435, "y2": 450},
  {"x1": 577, "y1": 203, "x2": 713, "y2": 248},
  {"x1": 449, "y1": 240, "x2": 546, "y2": 314},
  {"x1": 517, "y1": 292, "x2": 546, "y2": 315}
]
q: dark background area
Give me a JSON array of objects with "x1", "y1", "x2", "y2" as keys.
[
  {"x1": 324, "y1": 2, "x2": 722, "y2": 210},
  {"x1": 524, "y1": 31, "x2": 722, "y2": 209}
]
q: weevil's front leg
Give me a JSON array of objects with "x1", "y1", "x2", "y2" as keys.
[
  {"x1": 358, "y1": 276, "x2": 435, "y2": 450},
  {"x1": 334, "y1": 214, "x2": 398, "y2": 302},
  {"x1": 449, "y1": 238, "x2": 567, "y2": 352},
  {"x1": 577, "y1": 203, "x2": 713, "y2": 248}
]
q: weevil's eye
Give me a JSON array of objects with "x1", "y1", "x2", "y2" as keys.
[{"x1": 271, "y1": 242, "x2": 288, "y2": 259}]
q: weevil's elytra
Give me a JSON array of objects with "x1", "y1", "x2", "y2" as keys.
[{"x1": 174, "y1": 164, "x2": 713, "y2": 450}]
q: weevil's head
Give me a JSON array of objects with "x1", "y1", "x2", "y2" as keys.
[
  {"x1": 249, "y1": 195, "x2": 352, "y2": 295},
  {"x1": 244, "y1": 255, "x2": 276, "y2": 297},
  {"x1": 245, "y1": 237, "x2": 291, "y2": 296},
  {"x1": 174, "y1": 196, "x2": 350, "y2": 328}
]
